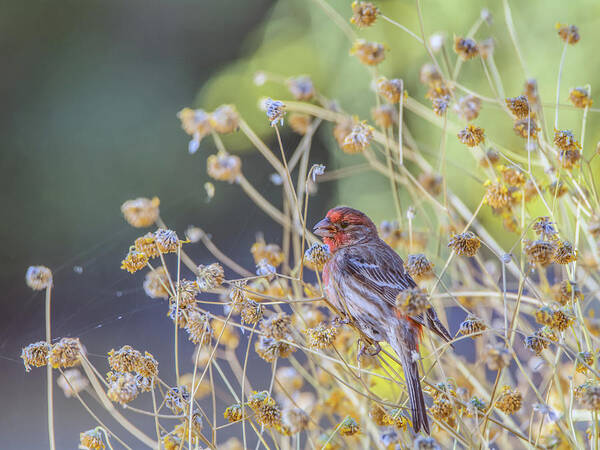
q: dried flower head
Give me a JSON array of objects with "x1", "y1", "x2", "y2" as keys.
[
  {"x1": 120, "y1": 248, "x2": 148, "y2": 273},
  {"x1": 396, "y1": 287, "x2": 430, "y2": 315},
  {"x1": 171, "y1": 280, "x2": 199, "y2": 308},
  {"x1": 553, "y1": 280, "x2": 583, "y2": 305},
  {"x1": 559, "y1": 148, "x2": 581, "y2": 170},
  {"x1": 107, "y1": 372, "x2": 138, "y2": 404},
  {"x1": 532, "y1": 217, "x2": 557, "y2": 239},
  {"x1": 289, "y1": 114, "x2": 312, "y2": 135},
  {"x1": 457, "y1": 125, "x2": 485, "y2": 147},
  {"x1": 177, "y1": 108, "x2": 212, "y2": 154},
  {"x1": 448, "y1": 231, "x2": 481, "y2": 257},
  {"x1": 134, "y1": 232, "x2": 159, "y2": 258},
  {"x1": 196, "y1": 263, "x2": 224, "y2": 290},
  {"x1": 224, "y1": 403, "x2": 244, "y2": 422},
  {"x1": 550, "y1": 308, "x2": 574, "y2": 332},
  {"x1": 49, "y1": 337, "x2": 82, "y2": 368},
  {"x1": 287, "y1": 76, "x2": 315, "y2": 101},
  {"x1": 454, "y1": 36, "x2": 479, "y2": 60},
  {"x1": 256, "y1": 401, "x2": 282, "y2": 428},
  {"x1": 135, "y1": 351, "x2": 158, "y2": 379},
  {"x1": 486, "y1": 345, "x2": 511, "y2": 370},
  {"x1": 454, "y1": 95, "x2": 481, "y2": 121},
  {"x1": 165, "y1": 386, "x2": 190, "y2": 414},
  {"x1": 79, "y1": 428, "x2": 105, "y2": 450},
  {"x1": 25, "y1": 265, "x2": 53, "y2": 290},
  {"x1": 535, "y1": 306, "x2": 554, "y2": 327},
  {"x1": 240, "y1": 299, "x2": 264, "y2": 325},
  {"x1": 255, "y1": 336, "x2": 294, "y2": 362},
  {"x1": 121, "y1": 197, "x2": 160, "y2": 228},
  {"x1": 429, "y1": 396, "x2": 454, "y2": 422},
  {"x1": 304, "y1": 322, "x2": 339, "y2": 349},
  {"x1": 209, "y1": 104, "x2": 239, "y2": 134},
  {"x1": 548, "y1": 180, "x2": 568, "y2": 197},
  {"x1": 432, "y1": 95, "x2": 450, "y2": 116},
  {"x1": 554, "y1": 129, "x2": 581, "y2": 154},
  {"x1": 404, "y1": 253, "x2": 434, "y2": 281},
  {"x1": 108, "y1": 345, "x2": 142, "y2": 373},
  {"x1": 339, "y1": 416, "x2": 360, "y2": 436},
  {"x1": 207, "y1": 153, "x2": 241, "y2": 183},
  {"x1": 569, "y1": 87, "x2": 593, "y2": 108},
  {"x1": 251, "y1": 240, "x2": 284, "y2": 267},
  {"x1": 371, "y1": 104, "x2": 398, "y2": 128},
  {"x1": 524, "y1": 327, "x2": 556, "y2": 355},
  {"x1": 459, "y1": 315, "x2": 487, "y2": 337},
  {"x1": 186, "y1": 310, "x2": 213, "y2": 344},
  {"x1": 350, "y1": 1, "x2": 379, "y2": 28},
  {"x1": 304, "y1": 243, "x2": 331, "y2": 271},
  {"x1": 57, "y1": 368, "x2": 89, "y2": 397},
  {"x1": 376, "y1": 77, "x2": 404, "y2": 104},
  {"x1": 154, "y1": 228, "x2": 179, "y2": 253},
  {"x1": 556, "y1": 23, "x2": 580, "y2": 45},
  {"x1": 576, "y1": 352, "x2": 595, "y2": 374},
  {"x1": 495, "y1": 386, "x2": 522, "y2": 414},
  {"x1": 553, "y1": 240, "x2": 577, "y2": 265},
  {"x1": 261, "y1": 313, "x2": 292, "y2": 340},
  {"x1": 342, "y1": 121, "x2": 374, "y2": 154},
  {"x1": 505, "y1": 95, "x2": 529, "y2": 119},
  {"x1": 265, "y1": 98, "x2": 286, "y2": 126},
  {"x1": 513, "y1": 115, "x2": 540, "y2": 139},
  {"x1": 21, "y1": 341, "x2": 51, "y2": 372},
  {"x1": 333, "y1": 119, "x2": 354, "y2": 148},
  {"x1": 350, "y1": 39, "x2": 385, "y2": 66},
  {"x1": 419, "y1": 63, "x2": 443, "y2": 86},
  {"x1": 483, "y1": 180, "x2": 513, "y2": 210},
  {"x1": 523, "y1": 239, "x2": 556, "y2": 266}
]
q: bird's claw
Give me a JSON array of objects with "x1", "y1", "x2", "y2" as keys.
[
  {"x1": 358, "y1": 341, "x2": 381, "y2": 359},
  {"x1": 332, "y1": 316, "x2": 351, "y2": 327}
]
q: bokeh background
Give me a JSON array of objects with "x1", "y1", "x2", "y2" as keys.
[{"x1": 2, "y1": 0, "x2": 600, "y2": 447}]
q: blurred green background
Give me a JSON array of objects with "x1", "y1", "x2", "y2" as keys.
[{"x1": 2, "y1": 0, "x2": 600, "y2": 447}]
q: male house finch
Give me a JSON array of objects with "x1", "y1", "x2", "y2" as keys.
[{"x1": 314, "y1": 206, "x2": 452, "y2": 434}]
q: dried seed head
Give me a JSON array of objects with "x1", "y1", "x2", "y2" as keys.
[
  {"x1": 49, "y1": 337, "x2": 82, "y2": 369},
  {"x1": 25, "y1": 266, "x2": 53, "y2": 291},
  {"x1": 171, "y1": 279, "x2": 199, "y2": 308},
  {"x1": 419, "y1": 63, "x2": 443, "y2": 86},
  {"x1": 287, "y1": 76, "x2": 315, "y2": 101},
  {"x1": 224, "y1": 403, "x2": 244, "y2": 422},
  {"x1": 525, "y1": 326, "x2": 556, "y2": 355},
  {"x1": 333, "y1": 118, "x2": 354, "y2": 148},
  {"x1": 304, "y1": 243, "x2": 331, "y2": 271},
  {"x1": 108, "y1": 345, "x2": 142, "y2": 373},
  {"x1": 418, "y1": 172, "x2": 443, "y2": 196},
  {"x1": 371, "y1": 104, "x2": 398, "y2": 128},
  {"x1": 486, "y1": 345, "x2": 511, "y2": 370},
  {"x1": 186, "y1": 310, "x2": 213, "y2": 344},
  {"x1": 57, "y1": 368, "x2": 89, "y2": 397},
  {"x1": 576, "y1": 352, "x2": 595, "y2": 374},
  {"x1": 448, "y1": 231, "x2": 481, "y2": 257},
  {"x1": 432, "y1": 95, "x2": 450, "y2": 116},
  {"x1": 228, "y1": 281, "x2": 247, "y2": 310},
  {"x1": 454, "y1": 36, "x2": 479, "y2": 60},
  {"x1": 256, "y1": 258, "x2": 276, "y2": 279},
  {"x1": 557, "y1": 23, "x2": 580, "y2": 45},
  {"x1": 500, "y1": 165, "x2": 526, "y2": 188},
  {"x1": 505, "y1": 95, "x2": 530, "y2": 119},
  {"x1": 554, "y1": 129, "x2": 581, "y2": 153},
  {"x1": 369, "y1": 403, "x2": 388, "y2": 426},
  {"x1": 289, "y1": 114, "x2": 312, "y2": 135},
  {"x1": 207, "y1": 153, "x2": 242, "y2": 183},
  {"x1": 483, "y1": 180, "x2": 513, "y2": 210},
  {"x1": 168, "y1": 301, "x2": 199, "y2": 328},
  {"x1": 342, "y1": 121, "x2": 374, "y2": 154},
  {"x1": 209, "y1": 105, "x2": 239, "y2": 134},
  {"x1": 251, "y1": 241, "x2": 284, "y2": 267},
  {"x1": 569, "y1": 87, "x2": 593, "y2": 109},
  {"x1": 523, "y1": 239, "x2": 556, "y2": 266},
  {"x1": 396, "y1": 287, "x2": 431, "y2": 316},
  {"x1": 553, "y1": 280, "x2": 583, "y2": 305},
  {"x1": 495, "y1": 386, "x2": 522, "y2": 414},
  {"x1": 164, "y1": 385, "x2": 190, "y2": 414},
  {"x1": 376, "y1": 77, "x2": 404, "y2": 104},
  {"x1": 120, "y1": 248, "x2": 148, "y2": 273},
  {"x1": 261, "y1": 313, "x2": 292, "y2": 340},
  {"x1": 339, "y1": 417, "x2": 360, "y2": 436},
  {"x1": 240, "y1": 299, "x2": 264, "y2": 325},
  {"x1": 154, "y1": 228, "x2": 179, "y2": 253},
  {"x1": 513, "y1": 115, "x2": 540, "y2": 139},
  {"x1": 532, "y1": 217, "x2": 557, "y2": 240},
  {"x1": 559, "y1": 148, "x2": 581, "y2": 170},
  {"x1": 454, "y1": 95, "x2": 481, "y2": 121},
  {"x1": 79, "y1": 428, "x2": 105, "y2": 450},
  {"x1": 457, "y1": 124, "x2": 485, "y2": 147},
  {"x1": 553, "y1": 240, "x2": 577, "y2": 265},
  {"x1": 107, "y1": 372, "x2": 138, "y2": 404},
  {"x1": 256, "y1": 401, "x2": 282, "y2": 428},
  {"x1": 535, "y1": 306, "x2": 554, "y2": 326},
  {"x1": 404, "y1": 253, "x2": 434, "y2": 281},
  {"x1": 177, "y1": 108, "x2": 212, "y2": 153},
  {"x1": 350, "y1": 1, "x2": 379, "y2": 28},
  {"x1": 255, "y1": 336, "x2": 294, "y2": 362},
  {"x1": 121, "y1": 197, "x2": 160, "y2": 228},
  {"x1": 196, "y1": 263, "x2": 224, "y2": 290},
  {"x1": 21, "y1": 341, "x2": 50, "y2": 372},
  {"x1": 550, "y1": 308, "x2": 574, "y2": 332},
  {"x1": 304, "y1": 322, "x2": 339, "y2": 349},
  {"x1": 350, "y1": 39, "x2": 385, "y2": 66},
  {"x1": 265, "y1": 98, "x2": 286, "y2": 126},
  {"x1": 135, "y1": 351, "x2": 158, "y2": 378},
  {"x1": 458, "y1": 315, "x2": 487, "y2": 337},
  {"x1": 134, "y1": 233, "x2": 159, "y2": 258},
  {"x1": 430, "y1": 397, "x2": 453, "y2": 421}
]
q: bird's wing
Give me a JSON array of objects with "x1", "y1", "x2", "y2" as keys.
[{"x1": 342, "y1": 240, "x2": 452, "y2": 343}]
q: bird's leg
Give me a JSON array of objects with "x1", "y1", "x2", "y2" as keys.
[
  {"x1": 332, "y1": 316, "x2": 351, "y2": 327},
  {"x1": 358, "y1": 340, "x2": 381, "y2": 359}
]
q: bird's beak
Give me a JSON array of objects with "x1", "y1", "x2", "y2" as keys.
[{"x1": 313, "y1": 217, "x2": 335, "y2": 238}]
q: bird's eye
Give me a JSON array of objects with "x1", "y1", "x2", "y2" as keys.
[{"x1": 340, "y1": 221, "x2": 349, "y2": 229}]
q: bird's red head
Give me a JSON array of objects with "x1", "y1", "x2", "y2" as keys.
[{"x1": 313, "y1": 206, "x2": 378, "y2": 252}]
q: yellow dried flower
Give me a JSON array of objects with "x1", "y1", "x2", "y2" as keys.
[
  {"x1": 350, "y1": 1, "x2": 379, "y2": 28},
  {"x1": 430, "y1": 397, "x2": 454, "y2": 421},
  {"x1": 480, "y1": 148, "x2": 500, "y2": 167},
  {"x1": 265, "y1": 98, "x2": 286, "y2": 126},
  {"x1": 135, "y1": 351, "x2": 158, "y2": 378},
  {"x1": 457, "y1": 124, "x2": 485, "y2": 147},
  {"x1": 256, "y1": 401, "x2": 282, "y2": 428},
  {"x1": 108, "y1": 345, "x2": 142, "y2": 373},
  {"x1": 21, "y1": 341, "x2": 51, "y2": 372},
  {"x1": 305, "y1": 322, "x2": 339, "y2": 349},
  {"x1": 551, "y1": 308, "x2": 574, "y2": 332},
  {"x1": 548, "y1": 180, "x2": 568, "y2": 198},
  {"x1": 339, "y1": 417, "x2": 360, "y2": 436},
  {"x1": 432, "y1": 95, "x2": 450, "y2": 116},
  {"x1": 261, "y1": 313, "x2": 292, "y2": 340},
  {"x1": 350, "y1": 39, "x2": 385, "y2": 66},
  {"x1": 419, "y1": 63, "x2": 443, "y2": 86},
  {"x1": 209, "y1": 104, "x2": 239, "y2": 134},
  {"x1": 404, "y1": 253, "x2": 434, "y2": 281},
  {"x1": 513, "y1": 115, "x2": 540, "y2": 139},
  {"x1": 532, "y1": 216, "x2": 557, "y2": 239},
  {"x1": 559, "y1": 148, "x2": 581, "y2": 170},
  {"x1": 134, "y1": 232, "x2": 159, "y2": 258},
  {"x1": 495, "y1": 386, "x2": 522, "y2": 414},
  {"x1": 186, "y1": 310, "x2": 212, "y2": 344},
  {"x1": 371, "y1": 104, "x2": 397, "y2": 128},
  {"x1": 154, "y1": 228, "x2": 179, "y2": 253},
  {"x1": 483, "y1": 180, "x2": 513, "y2": 210},
  {"x1": 576, "y1": 352, "x2": 595, "y2": 374},
  {"x1": 107, "y1": 372, "x2": 139, "y2": 404},
  {"x1": 535, "y1": 306, "x2": 554, "y2": 327},
  {"x1": 49, "y1": 337, "x2": 82, "y2": 369},
  {"x1": 341, "y1": 121, "x2": 374, "y2": 154},
  {"x1": 454, "y1": 95, "x2": 481, "y2": 121},
  {"x1": 553, "y1": 240, "x2": 577, "y2": 265},
  {"x1": 556, "y1": 23, "x2": 580, "y2": 45},
  {"x1": 177, "y1": 108, "x2": 211, "y2": 153},
  {"x1": 569, "y1": 87, "x2": 593, "y2": 108},
  {"x1": 25, "y1": 266, "x2": 53, "y2": 290},
  {"x1": 120, "y1": 248, "x2": 148, "y2": 273},
  {"x1": 287, "y1": 76, "x2": 315, "y2": 101},
  {"x1": 448, "y1": 231, "x2": 481, "y2": 257},
  {"x1": 240, "y1": 299, "x2": 264, "y2": 325},
  {"x1": 500, "y1": 166, "x2": 526, "y2": 187},
  {"x1": 333, "y1": 119, "x2": 354, "y2": 148},
  {"x1": 396, "y1": 287, "x2": 430, "y2": 315},
  {"x1": 376, "y1": 77, "x2": 404, "y2": 104},
  {"x1": 196, "y1": 263, "x2": 224, "y2": 290},
  {"x1": 289, "y1": 114, "x2": 312, "y2": 135},
  {"x1": 524, "y1": 327, "x2": 555, "y2": 355},
  {"x1": 207, "y1": 153, "x2": 242, "y2": 183},
  {"x1": 171, "y1": 279, "x2": 199, "y2": 308},
  {"x1": 554, "y1": 129, "x2": 581, "y2": 152},
  {"x1": 459, "y1": 315, "x2": 487, "y2": 337},
  {"x1": 304, "y1": 243, "x2": 331, "y2": 271},
  {"x1": 369, "y1": 403, "x2": 387, "y2": 426},
  {"x1": 79, "y1": 428, "x2": 105, "y2": 450},
  {"x1": 523, "y1": 239, "x2": 556, "y2": 266},
  {"x1": 121, "y1": 197, "x2": 160, "y2": 228},
  {"x1": 454, "y1": 36, "x2": 479, "y2": 60},
  {"x1": 251, "y1": 240, "x2": 284, "y2": 267},
  {"x1": 553, "y1": 280, "x2": 583, "y2": 305},
  {"x1": 505, "y1": 95, "x2": 530, "y2": 119},
  {"x1": 255, "y1": 336, "x2": 294, "y2": 362},
  {"x1": 224, "y1": 403, "x2": 244, "y2": 422},
  {"x1": 383, "y1": 408, "x2": 408, "y2": 431},
  {"x1": 165, "y1": 386, "x2": 190, "y2": 414}
]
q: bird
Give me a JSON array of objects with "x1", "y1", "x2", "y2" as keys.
[{"x1": 313, "y1": 206, "x2": 452, "y2": 434}]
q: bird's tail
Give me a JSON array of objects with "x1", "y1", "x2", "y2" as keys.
[{"x1": 388, "y1": 327, "x2": 430, "y2": 434}]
